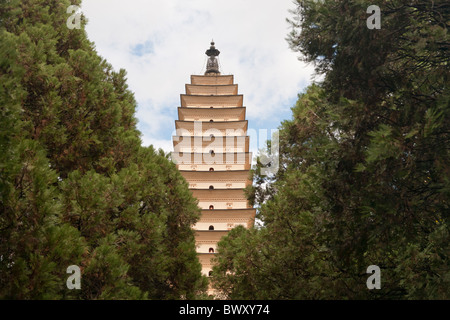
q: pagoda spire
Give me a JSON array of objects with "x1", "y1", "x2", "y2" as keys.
[{"x1": 205, "y1": 41, "x2": 220, "y2": 75}]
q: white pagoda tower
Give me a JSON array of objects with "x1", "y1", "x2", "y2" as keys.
[{"x1": 172, "y1": 42, "x2": 256, "y2": 279}]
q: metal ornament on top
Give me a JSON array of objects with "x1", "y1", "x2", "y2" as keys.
[{"x1": 205, "y1": 41, "x2": 221, "y2": 75}]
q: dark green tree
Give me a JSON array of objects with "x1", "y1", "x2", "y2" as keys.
[
  {"x1": 1, "y1": 0, "x2": 207, "y2": 299},
  {"x1": 287, "y1": 0, "x2": 449, "y2": 299},
  {"x1": 0, "y1": 12, "x2": 86, "y2": 299},
  {"x1": 212, "y1": 0, "x2": 449, "y2": 299}
]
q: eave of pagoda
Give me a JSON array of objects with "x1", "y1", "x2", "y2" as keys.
[
  {"x1": 175, "y1": 120, "x2": 248, "y2": 136},
  {"x1": 194, "y1": 209, "x2": 256, "y2": 229},
  {"x1": 195, "y1": 230, "x2": 229, "y2": 242},
  {"x1": 171, "y1": 152, "x2": 252, "y2": 171},
  {"x1": 180, "y1": 94, "x2": 243, "y2": 108},
  {"x1": 181, "y1": 170, "x2": 252, "y2": 190},
  {"x1": 197, "y1": 254, "x2": 215, "y2": 269},
  {"x1": 178, "y1": 107, "x2": 246, "y2": 122},
  {"x1": 194, "y1": 218, "x2": 255, "y2": 231},
  {"x1": 186, "y1": 84, "x2": 238, "y2": 96},
  {"x1": 190, "y1": 188, "x2": 249, "y2": 201},
  {"x1": 172, "y1": 136, "x2": 250, "y2": 153},
  {"x1": 191, "y1": 75, "x2": 234, "y2": 85},
  {"x1": 180, "y1": 170, "x2": 251, "y2": 182},
  {"x1": 200, "y1": 208, "x2": 256, "y2": 216}
]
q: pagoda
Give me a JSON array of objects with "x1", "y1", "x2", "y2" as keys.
[{"x1": 172, "y1": 42, "x2": 256, "y2": 280}]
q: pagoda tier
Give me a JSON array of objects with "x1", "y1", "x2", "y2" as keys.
[
  {"x1": 194, "y1": 209, "x2": 256, "y2": 231},
  {"x1": 191, "y1": 188, "x2": 250, "y2": 201},
  {"x1": 180, "y1": 170, "x2": 251, "y2": 189},
  {"x1": 172, "y1": 43, "x2": 256, "y2": 280},
  {"x1": 175, "y1": 120, "x2": 248, "y2": 136},
  {"x1": 190, "y1": 75, "x2": 234, "y2": 85},
  {"x1": 172, "y1": 152, "x2": 252, "y2": 171},
  {"x1": 190, "y1": 189, "x2": 251, "y2": 210},
  {"x1": 177, "y1": 107, "x2": 246, "y2": 122},
  {"x1": 180, "y1": 94, "x2": 244, "y2": 108},
  {"x1": 186, "y1": 84, "x2": 238, "y2": 96},
  {"x1": 173, "y1": 135, "x2": 250, "y2": 153}
]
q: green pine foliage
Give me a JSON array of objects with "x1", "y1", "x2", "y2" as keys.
[
  {"x1": 1, "y1": 0, "x2": 207, "y2": 299},
  {"x1": 212, "y1": 0, "x2": 449, "y2": 299}
]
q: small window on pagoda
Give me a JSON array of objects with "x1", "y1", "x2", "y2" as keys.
[
  {"x1": 208, "y1": 271, "x2": 213, "y2": 277},
  {"x1": 209, "y1": 150, "x2": 215, "y2": 155},
  {"x1": 209, "y1": 205, "x2": 214, "y2": 210},
  {"x1": 209, "y1": 248, "x2": 215, "y2": 253},
  {"x1": 209, "y1": 167, "x2": 214, "y2": 172},
  {"x1": 209, "y1": 225, "x2": 214, "y2": 230},
  {"x1": 210, "y1": 119, "x2": 214, "y2": 122},
  {"x1": 209, "y1": 185, "x2": 214, "y2": 190}
]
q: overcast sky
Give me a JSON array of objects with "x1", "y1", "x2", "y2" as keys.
[{"x1": 81, "y1": 0, "x2": 316, "y2": 153}]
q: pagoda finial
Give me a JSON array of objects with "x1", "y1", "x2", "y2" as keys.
[{"x1": 205, "y1": 41, "x2": 220, "y2": 75}]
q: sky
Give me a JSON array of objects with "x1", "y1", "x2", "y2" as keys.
[{"x1": 81, "y1": 0, "x2": 317, "y2": 153}]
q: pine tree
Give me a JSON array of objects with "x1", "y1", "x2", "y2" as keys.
[
  {"x1": 0, "y1": 28, "x2": 85, "y2": 298},
  {"x1": 212, "y1": 0, "x2": 449, "y2": 299},
  {"x1": 286, "y1": 0, "x2": 449, "y2": 299},
  {"x1": 1, "y1": 0, "x2": 207, "y2": 299}
]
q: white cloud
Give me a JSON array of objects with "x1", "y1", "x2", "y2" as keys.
[{"x1": 81, "y1": 0, "x2": 315, "y2": 152}]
